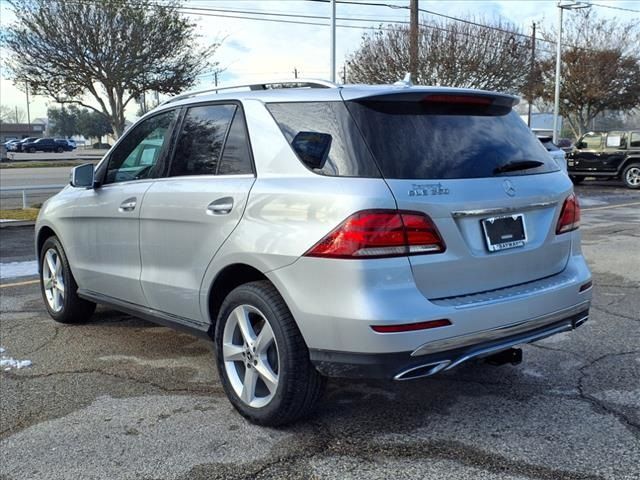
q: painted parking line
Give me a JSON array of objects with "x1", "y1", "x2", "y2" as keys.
[
  {"x1": 582, "y1": 201, "x2": 640, "y2": 212},
  {"x1": 0, "y1": 279, "x2": 40, "y2": 289}
]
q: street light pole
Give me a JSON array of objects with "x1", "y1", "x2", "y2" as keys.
[
  {"x1": 553, "y1": 1, "x2": 591, "y2": 144},
  {"x1": 330, "y1": 0, "x2": 336, "y2": 83},
  {"x1": 552, "y1": 7, "x2": 563, "y2": 144}
]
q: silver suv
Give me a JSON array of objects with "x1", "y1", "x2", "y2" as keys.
[{"x1": 36, "y1": 80, "x2": 592, "y2": 425}]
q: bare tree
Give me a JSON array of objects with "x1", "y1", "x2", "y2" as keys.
[
  {"x1": 0, "y1": 105, "x2": 26, "y2": 123},
  {"x1": 3, "y1": 0, "x2": 218, "y2": 138},
  {"x1": 538, "y1": 11, "x2": 640, "y2": 137},
  {"x1": 346, "y1": 17, "x2": 532, "y2": 94}
]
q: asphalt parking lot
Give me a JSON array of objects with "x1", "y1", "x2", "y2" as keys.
[{"x1": 1, "y1": 182, "x2": 639, "y2": 480}]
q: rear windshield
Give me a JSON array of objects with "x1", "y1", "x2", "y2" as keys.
[{"x1": 347, "y1": 100, "x2": 557, "y2": 179}]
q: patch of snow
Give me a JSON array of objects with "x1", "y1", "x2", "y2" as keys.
[
  {"x1": 0, "y1": 260, "x2": 39, "y2": 279},
  {"x1": 0, "y1": 346, "x2": 32, "y2": 371}
]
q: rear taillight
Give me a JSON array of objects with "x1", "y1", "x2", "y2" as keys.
[
  {"x1": 304, "y1": 209, "x2": 445, "y2": 259},
  {"x1": 556, "y1": 194, "x2": 580, "y2": 234}
]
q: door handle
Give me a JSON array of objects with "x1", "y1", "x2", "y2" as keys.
[
  {"x1": 119, "y1": 197, "x2": 137, "y2": 212},
  {"x1": 207, "y1": 197, "x2": 234, "y2": 215}
]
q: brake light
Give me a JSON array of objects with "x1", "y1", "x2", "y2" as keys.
[
  {"x1": 556, "y1": 194, "x2": 580, "y2": 234},
  {"x1": 422, "y1": 94, "x2": 493, "y2": 105},
  {"x1": 304, "y1": 209, "x2": 445, "y2": 259}
]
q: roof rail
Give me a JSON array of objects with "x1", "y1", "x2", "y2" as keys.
[{"x1": 161, "y1": 78, "x2": 339, "y2": 106}]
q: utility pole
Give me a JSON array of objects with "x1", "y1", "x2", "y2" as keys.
[
  {"x1": 330, "y1": 0, "x2": 336, "y2": 82},
  {"x1": 293, "y1": 67, "x2": 298, "y2": 79},
  {"x1": 409, "y1": 0, "x2": 419, "y2": 81},
  {"x1": 25, "y1": 82, "x2": 31, "y2": 125},
  {"x1": 527, "y1": 22, "x2": 536, "y2": 128},
  {"x1": 342, "y1": 65, "x2": 347, "y2": 84},
  {"x1": 214, "y1": 71, "x2": 218, "y2": 87}
]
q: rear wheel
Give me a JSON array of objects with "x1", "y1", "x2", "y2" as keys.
[
  {"x1": 40, "y1": 236, "x2": 96, "y2": 323},
  {"x1": 570, "y1": 175, "x2": 584, "y2": 185},
  {"x1": 622, "y1": 163, "x2": 640, "y2": 189},
  {"x1": 28, "y1": 147, "x2": 36, "y2": 153},
  {"x1": 215, "y1": 281, "x2": 325, "y2": 426},
  {"x1": 56, "y1": 146, "x2": 64, "y2": 153}
]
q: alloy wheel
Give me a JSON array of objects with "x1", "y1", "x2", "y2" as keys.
[
  {"x1": 625, "y1": 166, "x2": 640, "y2": 187},
  {"x1": 42, "y1": 248, "x2": 65, "y2": 312},
  {"x1": 222, "y1": 304, "x2": 280, "y2": 408}
]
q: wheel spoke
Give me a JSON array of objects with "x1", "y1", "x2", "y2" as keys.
[
  {"x1": 234, "y1": 306, "x2": 256, "y2": 345},
  {"x1": 56, "y1": 282, "x2": 65, "y2": 296},
  {"x1": 240, "y1": 367, "x2": 258, "y2": 404},
  {"x1": 255, "y1": 361, "x2": 278, "y2": 394},
  {"x1": 223, "y1": 342, "x2": 245, "y2": 362},
  {"x1": 45, "y1": 250, "x2": 56, "y2": 275},
  {"x1": 54, "y1": 256, "x2": 62, "y2": 275},
  {"x1": 254, "y1": 322, "x2": 275, "y2": 355},
  {"x1": 43, "y1": 277, "x2": 53, "y2": 289}
]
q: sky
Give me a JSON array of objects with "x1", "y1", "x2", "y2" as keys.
[{"x1": 0, "y1": 0, "x2": 638, "y2": 121}]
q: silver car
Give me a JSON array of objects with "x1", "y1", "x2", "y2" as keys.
[{"x1": 36, "y1": 80, "x2": 592, "y2": 425}]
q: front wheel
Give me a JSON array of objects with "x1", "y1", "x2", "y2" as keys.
[
  {"x1": 40, "y1": 236, "x2": 96, "y2": 323},
  {"x1": 28, "y1": 147, "x2": 36, "y2": 153},
  {"x1": 215, "y1": 281, "x2": 325, "y2": 426},
  {"x1": 622, "y1": 163, "x2": 640, "y2": 189},
  {"x1": 56, "y1": 147, "x2": 64, "y2": 153}
]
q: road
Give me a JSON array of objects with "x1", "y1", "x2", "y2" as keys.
[{"x1": 0, "y1": 184, "x2": 639, "y2": 480}]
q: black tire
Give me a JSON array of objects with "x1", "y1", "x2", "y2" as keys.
[
  {"x1": 622, "y1": 163, "x2": 640, "y2": 189},
  {"x1": 28, "y1": 147, "x2": 36, "y2": 153},
  {"x1": 39, "y1": 236, "x2": 96, "y2": 323},
  {"x1": 56, "y1": 147, "x2": 64, "y2": 153},
  {"x1": 570, "y1": 175, "x2": 585, "y2": 185},
  {"x1": 215, "y1": 280, "x2": 325, "y2": 426}
]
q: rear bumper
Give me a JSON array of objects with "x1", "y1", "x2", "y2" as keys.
[{"x1": 310, "y1": 306, "x2": 589, "y2": 380}]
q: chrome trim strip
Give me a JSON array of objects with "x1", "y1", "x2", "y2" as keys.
[
  {"x1": 451, "y1": 201, "x2": 557, "y2": 218},
  {"x1": 395, "y1": 314, "x2": 588, "y2": 381},
  {"x1": 411, "y1": 301, "x2": 590, "y2": 357}
]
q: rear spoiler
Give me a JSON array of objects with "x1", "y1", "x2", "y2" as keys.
[{"x1": 341, "y1": 88, "x2": 519, "y2": 108}]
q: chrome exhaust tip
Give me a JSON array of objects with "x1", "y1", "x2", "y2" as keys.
[{"x1": 394, "y1": 360, "x2": 450, "y2": 381}]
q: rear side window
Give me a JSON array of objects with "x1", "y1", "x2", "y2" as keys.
[
  {"x1": 347, "y1": 100, "x2": 557, "y2": 179},
  {"x1": 217, "y1": 108, "x2": 253, "y2": 175},
  {"x1": 267, "y1": 102, "x2": 380, "y2": 177},
  {"x1": 171, "y1": 105, "x2": 235, "y2": 176}
]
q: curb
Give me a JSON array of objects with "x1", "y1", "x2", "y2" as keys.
[{"x1": 0, "y1": 221, "x2": 36, "y2": 229}]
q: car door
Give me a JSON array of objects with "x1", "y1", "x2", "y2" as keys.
[
  {"x1": 601, "y1": 131, "x2": 628, "y2": 173},
  {"x1": 139, "y1": 102, "x2": 255, "y2": 322},
  {"x1": 67, "y1": 109, "x2": 178, "y2": 306},
  {"x1": 571, "y1": 132, "x2": 603, "y2": 173}
]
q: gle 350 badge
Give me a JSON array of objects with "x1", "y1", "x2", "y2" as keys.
[{"x1": 408, "y1": 183, "x2": 450, "y2": 197}]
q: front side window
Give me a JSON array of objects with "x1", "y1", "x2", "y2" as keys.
[
  {"x1": 630, "y1": 132, "x2": 640, "y2": 149},
  {"x1": 581, "y1": 133, "x2": 603, "y2": 150},
  {"x1": 105, "y1": 110, "x2": 176, "y2": 184},
  {"x1": 170, "y1": 104, "x2": 236, "y2": 176}
]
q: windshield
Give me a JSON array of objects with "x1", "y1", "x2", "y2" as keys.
[{"x1": 347, "y1": 100, "x2": 557, "y2": 179}]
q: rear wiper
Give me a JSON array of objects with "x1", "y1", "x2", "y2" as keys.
[{"x1": 493, "y1": 160, "x2": 545, "y2": 175}]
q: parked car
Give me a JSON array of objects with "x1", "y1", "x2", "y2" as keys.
[
  {"x1": 538, "y1": 135, "x2": 567, "y2": 172},
  {"x1": 3, "y1": 139, "x2": 19, "y2": 149},
  {"x1": 9, "y1": 137, "x2": 39, "y2": 152},
  {"x1": 55, "y1": 138, "x2": 77, "y2": 150},
  {"x1": 556, "y1": 138, "x2": 574, "y2": 153},
  {"x1": 36, "y1": 80, "x2": 592, "y2": 426},
  {"x1": 567, "y1": 130, "x2": 640, "y2": 189},
  {"x1": 21, "y1": 137, "x2": 74, "y2": 153}
]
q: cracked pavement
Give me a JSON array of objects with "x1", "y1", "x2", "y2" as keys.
[{"x1": 1, "y1": 182, "x2": 639, "y2": 480}]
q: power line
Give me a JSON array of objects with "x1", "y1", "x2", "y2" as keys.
[{"x1": 586, "y1": 2, "x2": 640, "y2": 13}]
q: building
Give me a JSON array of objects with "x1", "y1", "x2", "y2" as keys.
[
  {"x1": 519, "y1": 112, "x2": 563, "y2": 138},
  {"x1": 0, "y1": 123, "x2": 45, "y2": 143}
]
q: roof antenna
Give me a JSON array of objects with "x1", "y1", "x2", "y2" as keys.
[{"x1": 393, "y1": 72, "x2": 413, "y2": 88}]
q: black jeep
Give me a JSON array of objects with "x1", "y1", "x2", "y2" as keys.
[{"x1": 567, "y1": 130, "x2": 640, "y2": 189}]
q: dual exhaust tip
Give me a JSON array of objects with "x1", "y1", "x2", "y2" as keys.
[
  {"x1": 394, "y1": 347, "x2": 523, "y2": 381},
  {"x1": 394, "y1": 314, "x2": 589, "y2": 381}
]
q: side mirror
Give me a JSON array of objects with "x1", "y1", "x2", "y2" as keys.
[
  {"x1": 291, "y1": 132, "x2": 332, "y2": 170},
  {"x1": 70, "y1": 163, "x2": 95, "y2": 188}
]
